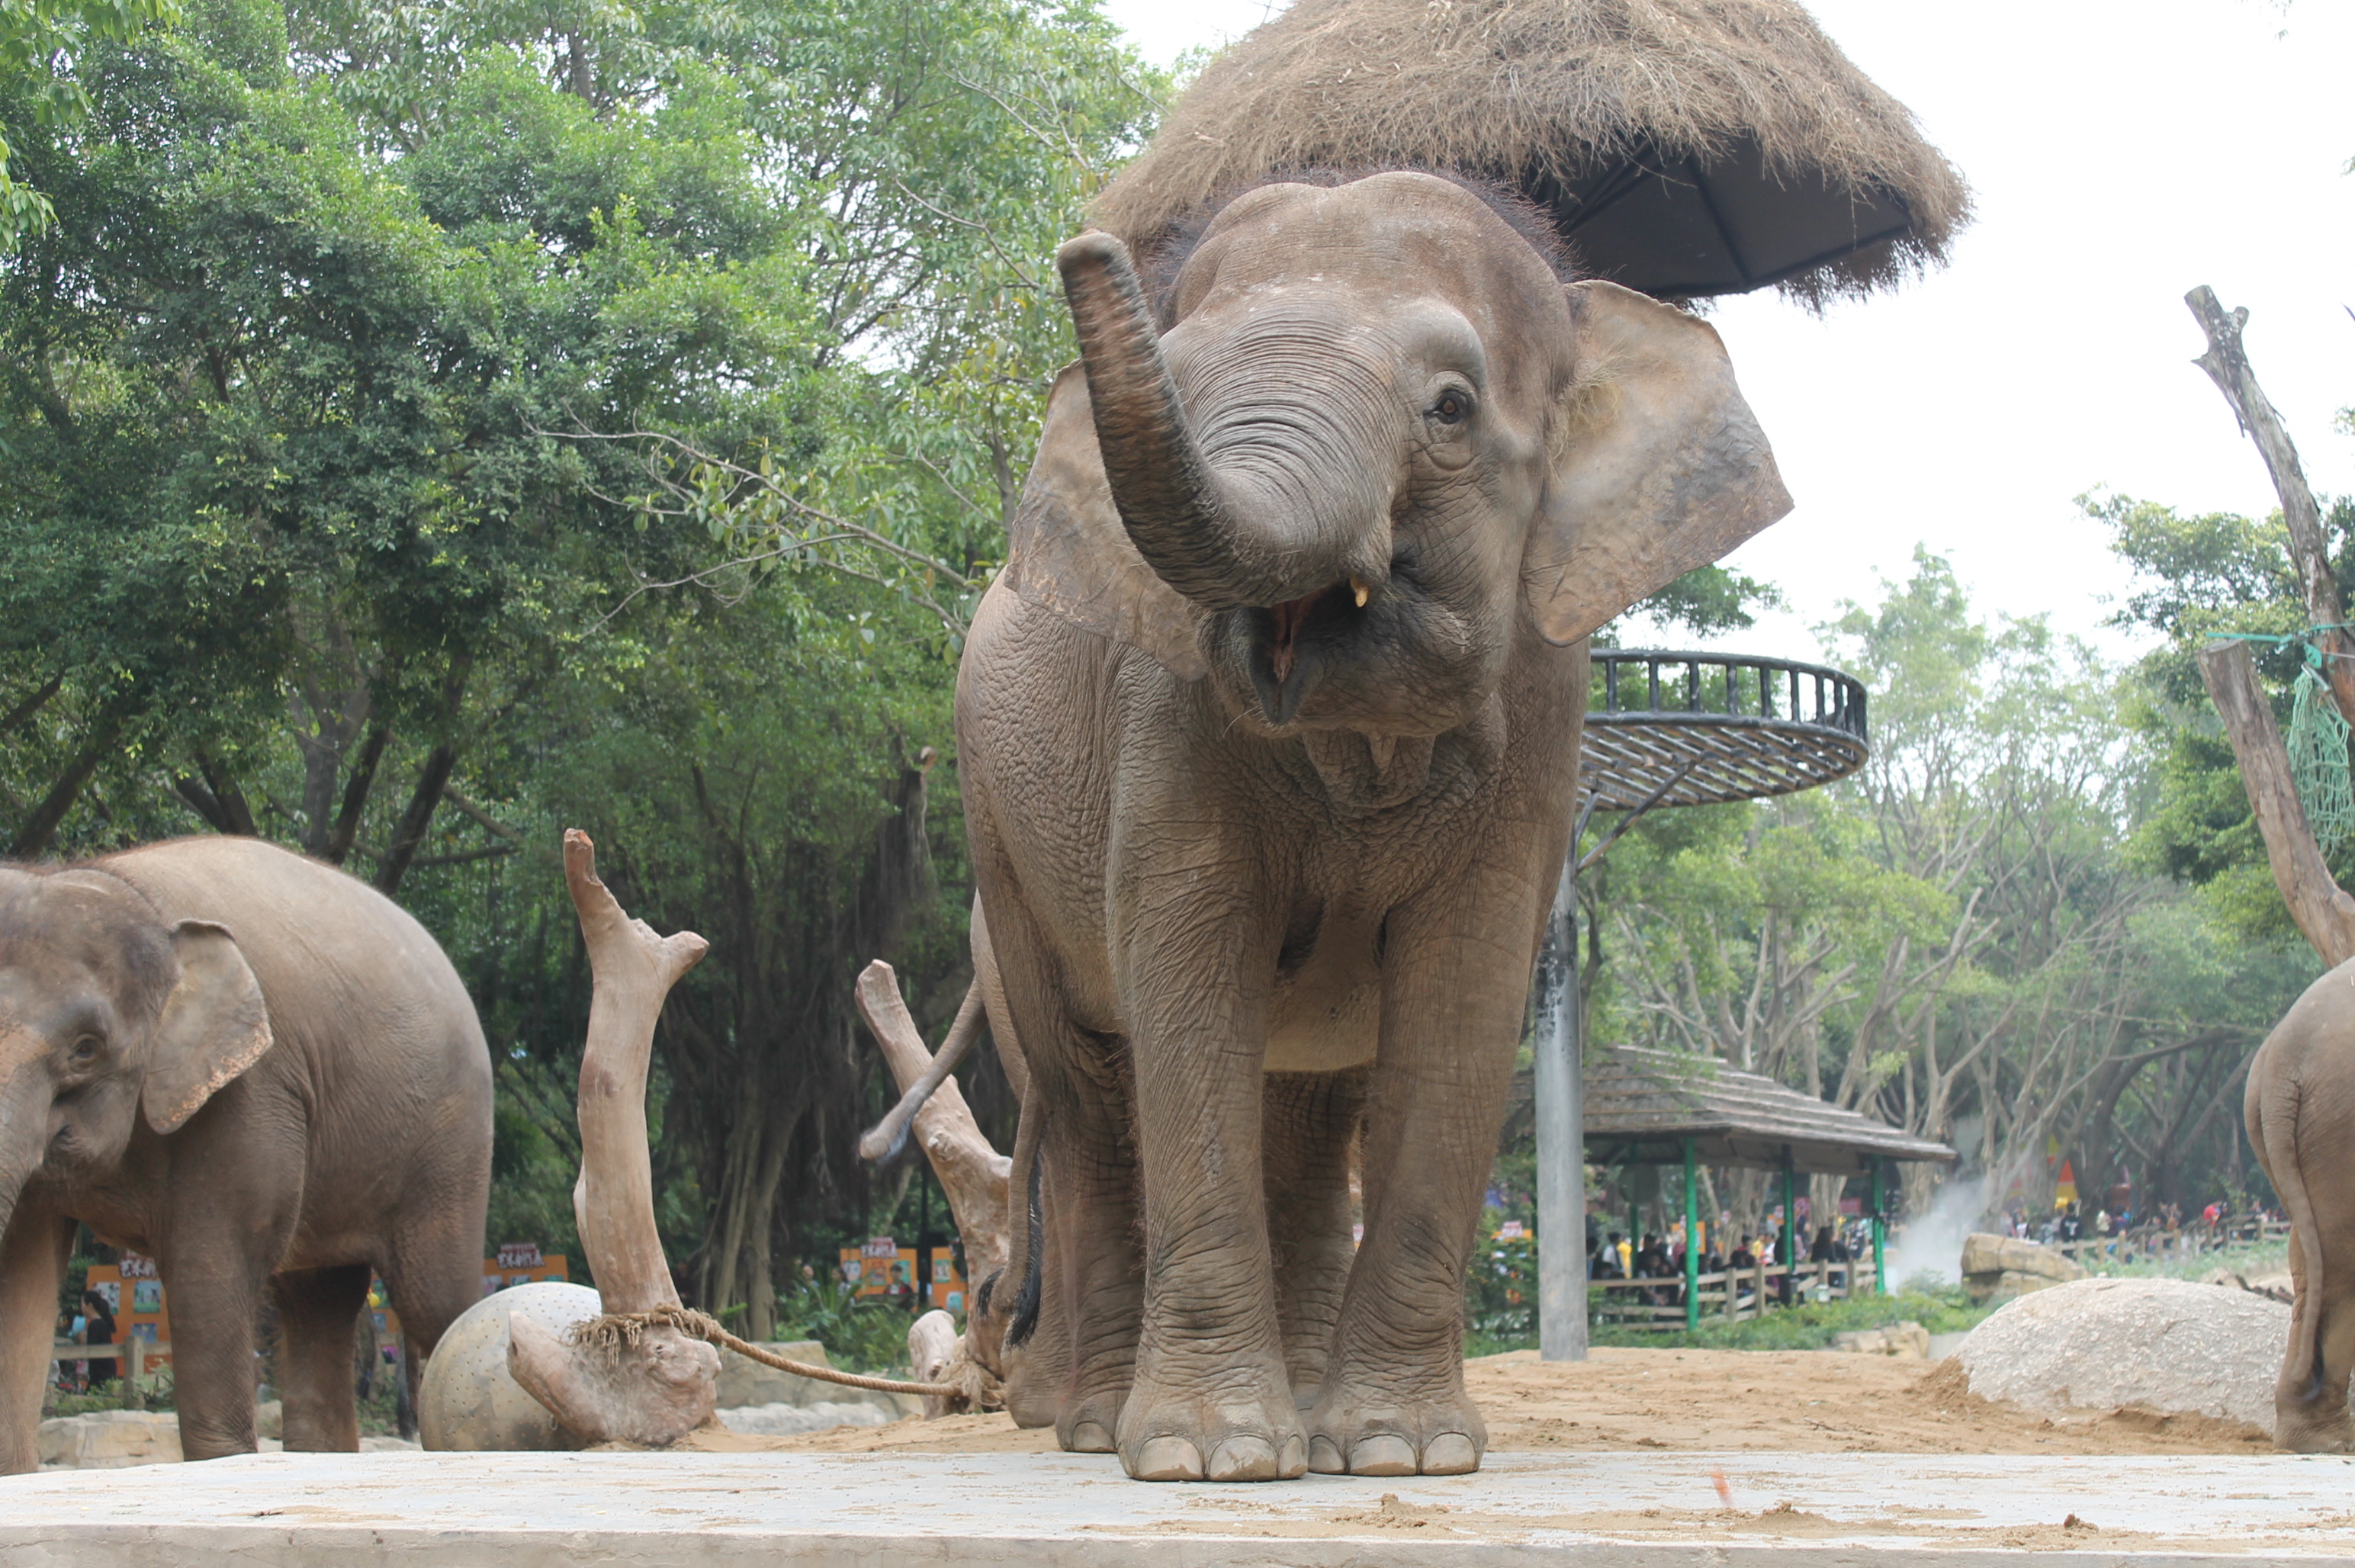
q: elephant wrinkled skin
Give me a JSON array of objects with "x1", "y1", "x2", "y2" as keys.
[
  {"x1": 2249, "y1": 957, "x2": 2355, "y2": 1451},
  {"x1": 959, "y1": 173, "x2": 1789, "y2": 1482},
  {"x1": 0, "y1": 837, "x2": 491, "y2": 1473}
]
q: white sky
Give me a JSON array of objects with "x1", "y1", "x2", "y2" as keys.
[{"x1": 1098, "y1": 0, "x2": 2355, "y2": 664}]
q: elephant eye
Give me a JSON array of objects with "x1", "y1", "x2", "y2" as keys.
[
  {"x1": 67, "y1": 1034, "x2": 99, "y2": 1067},
  {"x1": 1430, "y1": 390, "x2": 1471, "y2": 426}
]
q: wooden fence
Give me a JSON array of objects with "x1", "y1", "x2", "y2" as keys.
[
  {"x1": 1589, "y1": 1218, "x2": 2289, "y2": 1332},
  {"x1": 1591, "y1": 1256, "x2": 1880, "y2": 1331}
]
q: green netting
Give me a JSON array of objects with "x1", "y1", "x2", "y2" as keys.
[{"x1": 2288, "y1": 664, "x2": 2355, "y2": 853}]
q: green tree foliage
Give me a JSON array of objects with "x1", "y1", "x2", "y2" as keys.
[
  {"x1": 2097, "y1": 490, "x2": 2355, "y2": 941},
  {"x1": 1574, "y1": 552, "x2": 2312, "y2": 1235},
  {"x1": 0, "y1": 0, "x2": 175, "y2": 243},
  {"x1": 2, "y1": 0, "x2": 1155, "y2": 1330}
]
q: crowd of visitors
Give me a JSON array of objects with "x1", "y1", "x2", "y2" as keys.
[
  {"x1": 1584, "y1": 1212, "x2": 1874, "y2": 1312},
  {"x1": 1991, "y1": 1197, "x2": 2283, "y2": 1258}
]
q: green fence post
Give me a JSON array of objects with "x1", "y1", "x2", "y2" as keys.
[
  {"x1": 1682, "y1": 1136, "x2": 1699, "y2": 1332},
  {"x1": 1871, "y1": 1160, "x2": 1888, "y2": 1296}
]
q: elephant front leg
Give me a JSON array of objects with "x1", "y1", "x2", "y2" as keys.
[
  {"x1": 1308, "y1": 915, "x2": 1526, "y2": 1476},
  {"x1": 159, "y1": 1246, "x2": 269, "y2": 1460},
  {"x1": 1114, "y1": 895, "x2": 1302, "y2": 1482},
  {"x1": 1264, "y1": 1070, "x2": 1365, "y2": 1409},
  {"x1": 0, "y1": 1203, "x2": 76, "y2": 1475}
]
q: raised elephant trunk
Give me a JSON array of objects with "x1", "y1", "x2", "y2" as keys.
[
  {"x1": 1055, "y1": 232, "x2": 1391, "y2": 612},
  {"x1": 0, "y1": 1030, "x2": 44, "y2": 1249}
]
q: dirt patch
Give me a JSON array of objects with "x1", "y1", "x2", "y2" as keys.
[{"x1": 715, "y1": 1346, "x2": 2274, "y2": 1458}]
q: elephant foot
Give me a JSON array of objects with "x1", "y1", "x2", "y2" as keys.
[
  {"x1": 1113, "y1": 1358, "x2": 1306, "y2": 1482},
  {"x1": 1059, "y1": 1390, "x2": 1126, "y2": 1454},
  {"x1": 2275, "y1": 1406, "x2": 2355, "y2": 1454},
  {"x1": 1308, "y1": 1380, "x2": 1487, "y2": 1476}
]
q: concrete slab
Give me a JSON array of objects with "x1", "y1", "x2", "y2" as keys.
[{"x1": 4, "y1": 1448, "x2": 2354, "y2": 1564}]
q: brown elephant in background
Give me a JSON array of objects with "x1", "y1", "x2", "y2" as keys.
[
  {"x1": 0, "y1": 837, "x2": 492, "y2": 1472},
  {"x1": 957, "y1": 171, "x2": 1788, "y2": 1481},
  {"x1": 2248, "y1": 956, "x2": 2355, "y2": 1451}
]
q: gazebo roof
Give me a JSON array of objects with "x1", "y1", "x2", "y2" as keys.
[{"x1": 1578, "y1": 1046, "x2": 1956, "y2": 1176}]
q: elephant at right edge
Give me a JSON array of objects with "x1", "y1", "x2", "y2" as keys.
[
  {"x1": 2249, "y1": 957, "x2": 2355, "y2": 1451},
  {"x1": 958, "y1": 171, "x2": 1790, "y2": 1482}
]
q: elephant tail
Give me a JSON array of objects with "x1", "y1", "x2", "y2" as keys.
[
  {"x1": 1004, "y1": 1097, "x2": 1046, "y2": 1350},
  {"x1": 2251, "y1": 1039, "x2": 2325, "y2": 1402}
]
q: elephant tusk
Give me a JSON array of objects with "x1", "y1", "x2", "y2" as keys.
[{"x1": 1351, "y1": 577, "x2": 1371, "y2": 609}]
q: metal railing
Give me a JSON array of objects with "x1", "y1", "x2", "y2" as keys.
[{"x1": 1582, "y1": 649, "x2": 1870, "y2": 809}]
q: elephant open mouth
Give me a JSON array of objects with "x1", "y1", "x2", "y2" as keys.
[{"x1": 1253, "y1": 581, "x2": 1364, "y2": 726}]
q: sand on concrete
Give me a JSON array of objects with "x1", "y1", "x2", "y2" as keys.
[{"x1": 671, "y1": 1345, "x2": 2274, "y2": 1460}]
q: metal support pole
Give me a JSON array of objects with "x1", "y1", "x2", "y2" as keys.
[
  {"x1": 1779, "y1": 1145, "x2": 1796, "y2": 1309},
  {"x1": 1871, "y1": 1160, "x2": 1888, "y2": 1296},
  {"x1": 1533, "y1": 843, "x2": 1588, "y2": 1361},
  {"x1": 1682, "y1": 1137, "x2": 1699, "y2": 1332}
]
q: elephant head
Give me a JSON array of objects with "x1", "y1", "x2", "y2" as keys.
[
  {"x1": 1010, "y1": 171, "x2": 1789, "y2": 736},
  {"x1": 0, "y1": 867, "x2": 271, "y2": 1242}
]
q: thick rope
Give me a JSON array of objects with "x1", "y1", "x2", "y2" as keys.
[{"x1": 564, "y1": 1305, "x2": 963, "y2": 1398}]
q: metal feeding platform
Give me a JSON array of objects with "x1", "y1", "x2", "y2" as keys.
[
  {"x1": 1579, "y1": 649, "x2": 1869, "y2": 810},
  {"x1": 1531, "y1": 647, "x2": 1875, "y2": 1357}
]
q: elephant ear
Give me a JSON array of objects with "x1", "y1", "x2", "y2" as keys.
[
  {"x1": 1526, "y1": 281, "x2": 1793, "y2": 646},
  {"x1": 143, "y1": 920, "x2": 272, "y2": 1135},
  {"x1": 1001, "y1": 362, "x2": 1207, "y2": 680}
]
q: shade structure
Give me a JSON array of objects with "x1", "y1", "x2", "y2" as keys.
[
  {"x1": 1092, "y1": 0, "x2": 1969, "y2": 304},
  {"x1": 1578, "y1": 1045, "x2": 1957, "y2": 1178}
]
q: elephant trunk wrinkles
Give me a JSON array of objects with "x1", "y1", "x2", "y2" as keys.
[
  {"x1": 1056, "y1": 232, "x2": 1392, "y2": 612},
  {"x1": 0, "y1": 1036, "x2": 44, "y2": 1244}
]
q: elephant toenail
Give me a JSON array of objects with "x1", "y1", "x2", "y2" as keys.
[
  {"x1": 1277, "y1": 1435, "x2": 1307, "y2": 1478},
  {"x1": 1208, "y1": 1435, "x2": 1278, "y2": 1482},
  {"x1": 1130, "y1": 1435, "x2": 1206, "y2": 1481},
  {"x1": 1308, "y1": 1435, "x2": 1347, "y2": 1473},
  {"x1": 1349, "y1": 1434, "x2": 1417, "y2": 1476},
  {"x1": 1067, "y1": 1420, "x2": 1116, "y2": 1453},
  {"x1": 1422, "y1": 1433, "x2": 1480, "y2": 1474}
]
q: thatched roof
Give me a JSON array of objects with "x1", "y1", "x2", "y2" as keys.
[
  {"x1": 1092, "y1": 0, "x2": 1970, "y2": 304},
  {"x1": 1510, "y1": 1046, "x2": 1957, "y2": 1175}
]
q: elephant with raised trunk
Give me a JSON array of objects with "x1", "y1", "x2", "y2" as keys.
[
  {"x1": 958, "y1": 171, "x2": 1789, "y2": 1481},
  {"x1": 0, "y1": 836, "x2": 491, "y2": 1471}
]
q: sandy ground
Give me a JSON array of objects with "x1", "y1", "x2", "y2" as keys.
[{"x1": 681, "y1": 1346, "x2": 2275, "y2": 1459}]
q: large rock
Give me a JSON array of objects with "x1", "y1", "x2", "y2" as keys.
[
  {"x1": 1960, "y1": 1233, "x2": 2086, "y2": 1300},
  {"x1": 36, "y1": 1410, "x2": 182, "y2": 1469},
  {"x1": 1954, "y1": 1276, "x2": 2288, "y2": 1428},
  {"x1": 418, "y1": 1281, "x2": 602, "y2": 1452},
  {"x1": 716, "y1": 1399, "x2": 898, "y2": 1437},
  {"x1": 1830, "y1": 1320, "x2": 1930, "y2": 1358},
  {"x1": 716, "y1": 1341, "x2": 918, "y2": 1420},
  {"x1": 715, "y1": 1339, "x2": 835, "y2": 1408}
]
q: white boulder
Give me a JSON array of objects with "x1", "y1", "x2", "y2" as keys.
[{"x1": 1954, "y1": 1275, "x2": 2287, "y2": 1428}]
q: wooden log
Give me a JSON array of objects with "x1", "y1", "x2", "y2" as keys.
[
  {"x1": 855, "y1": 961, "x2": 1013, "y2": 1290},
  {"x1": 2197, "y1": 642, "x2": 2355, "y2": 966},
  {"x1": 2186, "y1": 287, "x2": 2355, "y2": 725},
  {"x1": 506, "y1": 830, "x2": 721, "y2": 1448}
]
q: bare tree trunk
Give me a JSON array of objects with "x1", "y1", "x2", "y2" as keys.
[
  {"x1": 325, "y1": 721, "x2": 389, "y2": 865},
  {"x1": 2186, "y1": 286, "x2": 2355, "y2": 725},
  {"x1": 9, "y1": 699, "x2": 132, "y2": 859},
  {"x1": 2198, "y1": 641, "x2": 2355, "y2": 966},
  {"x1": 507, "y1": 831, "x2": 721, "y2": 1446}
]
